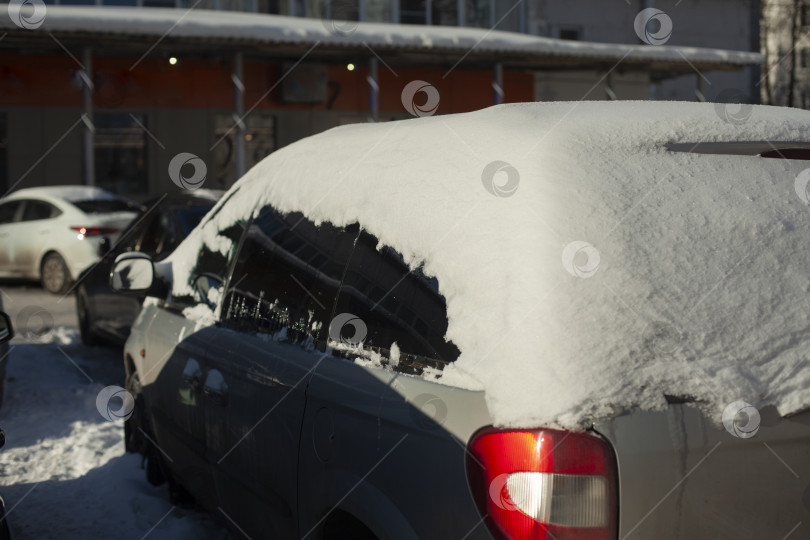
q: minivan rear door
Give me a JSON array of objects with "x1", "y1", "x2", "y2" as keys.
[
  {"x1": 593, "y1": 146, "x2": 810, "y2": 539},
  {"x1": 594, "y1": 404, "x2": 810, "y2": 539}
]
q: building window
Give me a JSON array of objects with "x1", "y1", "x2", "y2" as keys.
[
  {"x1": 94, "y1": 113, "x2": 148, "y2": 196},
  {"x1": 432, "y1": 0, "x2": 458, "y2": 25},
  {"x1": 463, "y1": 0, "x2": 520, "y2": 31},
  {"x1": 559, "y1": 26, "x2": 581, "y2": 41},
  {"x1": 802, "y1": 90, "x2": 810, "y2": 110},
  {"x1": 257, "y1": 0, "x2": 281, "y2": 13},
  {"x1": 213, "y1": 113, "x2": 276, "y2": 189},
  {"x1": 492, "y1": 0, "x2": 520, "y2": 32},
  {"x1": 364, "y1": 0, "x2": 391, "y2": 22},
  {"x1": 802, "y1": 4, "x2": 810, "y2": 27},
  {"x1": 465, "y1": 0, "x2": 490, "y2": 28},
  {"x1": 802, "y1": 48, "x2": 810, "y2": 68},
  {"x1": 310, "y1": 0, "x2": 359, "y2": 21},
  {"x1": 400, "y1": 0, "x2": 427, "y2": 24}
]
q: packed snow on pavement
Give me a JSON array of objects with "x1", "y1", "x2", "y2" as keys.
[{"x1": 0, "y1": 324, "x2": 231, "y2": 540}]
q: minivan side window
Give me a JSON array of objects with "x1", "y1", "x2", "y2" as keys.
[
  {"x1": 331, "y1": 230, "x2": 460, "y2": 373},
  {"x1": 170, "y1": 188, "x2": 246, "y2": 310},
  {"x1": 222, "y1": 205, "x2": 357, "y2": 348},
  {"x1": 179, "y1": 219, "x2": 245, "y2": 309}
]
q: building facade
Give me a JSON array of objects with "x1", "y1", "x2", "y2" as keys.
[{"x1": 0, "y1": 0, "x2": 761, "y2": 198}]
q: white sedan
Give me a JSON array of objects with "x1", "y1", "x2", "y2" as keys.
[{"x1": 0, "y1": 186, "x2": 142, "y2": 293}]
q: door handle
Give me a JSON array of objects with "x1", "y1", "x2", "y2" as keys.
[{"x1": 203, "y1": 369, "x2": 228, "y2": 406}]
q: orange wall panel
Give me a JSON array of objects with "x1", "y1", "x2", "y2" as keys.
[{"x1": 0, "y1": 53, "x2": 533, "y2": 113}]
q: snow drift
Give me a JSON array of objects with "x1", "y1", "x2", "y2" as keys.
[{"x1": 170, "y1": 101, "x2": 810, "y2": 430}]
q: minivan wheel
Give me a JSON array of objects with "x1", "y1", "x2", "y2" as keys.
[
  {"x1": 125, "y1": 372, "x2": 192, "y2": 506},
  {"x1": 41, "y1": 253, "x2": 72, "y2": 294},
  {"x1": 126, "y1": 373, "x2": 168, "y2": 487}
]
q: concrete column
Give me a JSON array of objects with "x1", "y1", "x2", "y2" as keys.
[
  {"x1": 493, "y1": 63, "x2": 504, "y2": 105},
  {"x1": 81, "y1": 47, "x2": 95, "y2": 186},
  {"x1": 605, "y1": 70, "x2": 617, "y2": 100},
  {"x1": 368, "y1": 57, "x2": 379, "y2": 122},
  {"x1": 233, "y1": 52, "x2": 246, "y2": 179},
  {"x1": 695, "y1": 73, "x2": 706, "y2": 102}
]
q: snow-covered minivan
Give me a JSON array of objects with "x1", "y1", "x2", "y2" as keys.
[{"x1": 115, "y1": 102, "x2": 810, "y2": 540}]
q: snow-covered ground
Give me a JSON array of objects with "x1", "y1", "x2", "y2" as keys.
[{"x1": 0, "y1": 286, "x2": 231, "y2": 540}]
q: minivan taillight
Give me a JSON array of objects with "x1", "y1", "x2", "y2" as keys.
[{"x1": 466, "y1": 428, "x2": 618, "y2": 540}]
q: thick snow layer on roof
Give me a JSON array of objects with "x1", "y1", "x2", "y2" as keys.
[
  {"x1": 2, "y1": 6, "x2": 762, "y2": 66},
  {"x1": 175, "y1": 101, "x2": 810, "y2": 429}
]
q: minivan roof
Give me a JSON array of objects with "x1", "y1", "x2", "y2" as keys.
[{"x1": 172, "y1": 101, "x2": 810, "y2": 430}]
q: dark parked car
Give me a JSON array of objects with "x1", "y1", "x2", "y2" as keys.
[
  {"x1": 0, "y1": 296, "x2": 7, "y2": 409},
  {"x1": 76, "y1": 190, "x2": 221, "y2": 346},
  {"x1": 0, "y1": 310, "x2": 13, "y2": 540}
]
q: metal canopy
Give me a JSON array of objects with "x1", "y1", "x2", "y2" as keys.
[{"x1": 0, "y1": 7, "x2": 762, "y2": 76}]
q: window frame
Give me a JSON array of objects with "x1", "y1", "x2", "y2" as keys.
[
  {"x1": 0, "y1": 200, "x2": 23, "y2": 225},
  {"x1": 558, "y1": 26, "x2": 582, "y2": 41},
  {"x1": 801, "y1": 48, "x2": 810, "y2": 69},
  {"x1": 220, "y1": 200, "x2": 459, "y2": 371},
  {"x1": 20, "y1": 199, "x2": 61, "y2": 222},
  {"x1": 219, "y1": 205, "x2": 359, "y2": 347},
  {"x1": 167, "y1": 191, "x2": 250, "y2": 314}
]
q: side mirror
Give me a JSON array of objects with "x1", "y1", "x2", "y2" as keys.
[
  {"x1": 0, "y1": 312, "x2": 13, "y2": 344},
  {"x1": 110, "y1": 253, "x2": 169, "y2": 298},
  {"x1": 110, "y1": 253, "x2": 155, "y2": 293}
]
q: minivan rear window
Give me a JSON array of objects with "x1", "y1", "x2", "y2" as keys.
[{"x1": 72, "y1": 200, "x2": 141, "y2": 214}]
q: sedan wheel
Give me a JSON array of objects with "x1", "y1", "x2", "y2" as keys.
[{"x1": 41, "y1": 253, "x2": 71, "y2": 294}]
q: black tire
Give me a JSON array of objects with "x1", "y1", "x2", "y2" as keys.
[
  {"x1": 124, "y1": 371, "x2": 146, "y2": 455},
  {"x1": 0, "y1": 500, "x2": 11, "y2": 540},
  {"x1": 76, "y1": 291, "x2": 99, "y2": 346},
  {"x1": 125, "y1": 372, "x2": 194, "y2": 505},
  {"x1": 126, "y1": 372, "x2": 166, "y2": 487},
  {"x1": 41, "y1": 252, "x2": 72, "y2": 294}
]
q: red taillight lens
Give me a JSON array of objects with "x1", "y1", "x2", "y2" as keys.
[
  {"x1": 71, "y1": 226, "x2": 119, "y2": 237},
  {"x1": 467, "y1": 428, "x2": 617, "y2": 540}
]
